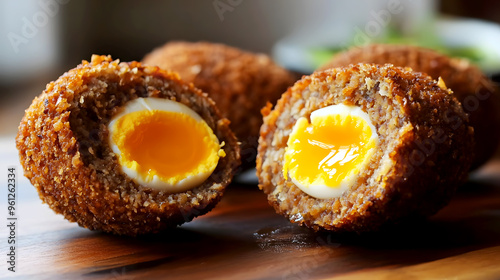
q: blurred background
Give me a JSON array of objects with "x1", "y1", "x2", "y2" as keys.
[{"x1": 1, "y1": 0, "x2": 500, "y2": 136}]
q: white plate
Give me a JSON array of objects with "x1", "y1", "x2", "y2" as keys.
[{"x1": 273, "y1": 17, "x2": 500, "y2": 74}]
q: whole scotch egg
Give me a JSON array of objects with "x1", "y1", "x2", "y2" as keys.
[
  {"x1": 257, "y1": 63, "x2": 474, "y2": 232},
  {"x1": 16, "y1": 55, "x2": 240, "y2": 236}
]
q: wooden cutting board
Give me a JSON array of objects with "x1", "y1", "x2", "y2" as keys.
[{"x1": 1, "y1": 136, "x2": 500, "y2": 279}]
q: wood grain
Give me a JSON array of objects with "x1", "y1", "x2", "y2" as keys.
[{"x1": 1, "y1": 137, "x2": 500, "y2": 280}]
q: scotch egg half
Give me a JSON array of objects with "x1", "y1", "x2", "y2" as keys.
[
  {"x1": 283, "y1": 104, "x2": 378, "y2": 199},
  {"x1": 108, "y1": 97, "x2": 225, "y2": 193}
]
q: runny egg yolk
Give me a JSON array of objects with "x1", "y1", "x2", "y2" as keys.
[
  {"x1": 108, "y1": 97, "x2": 224, "y2": 193},
  {"x1": 283, "y1": 104, "x2": 378, "y2": 199}
]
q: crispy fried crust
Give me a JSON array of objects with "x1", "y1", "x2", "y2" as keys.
[
  {"x1": 142, "y1": 41, "x2": 296, "y2": 166},
  {"x1": 319, "y1": 44, "x2": 500, "y2": 169},
  {"x1": 16, "y1": 55, "x2": 240, "y2": 236},
  {"x1": 257, "y1": 63, "x2": 473, "y2": 232}
]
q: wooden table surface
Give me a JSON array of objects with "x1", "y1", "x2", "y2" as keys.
[{"x1": 1, "y1": 136, "x2": 500, "y2": 280}]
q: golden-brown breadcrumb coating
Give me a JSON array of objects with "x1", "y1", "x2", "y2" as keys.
[
  {"x1": 16, "y1": 55, "x2": 240, "y2": 236},
  {"x1": 142, "y1": 41, "x2": 297, "y2": 166},
  {"x1": 257, "y1": 63, "x2": 473, "y2": 233},
  {"x1": 319, "y1": 44, "x2": 500, "y2": 169}
]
